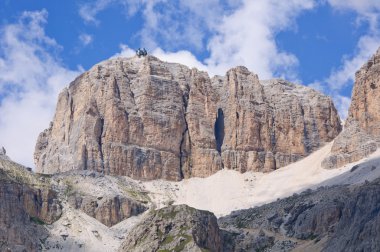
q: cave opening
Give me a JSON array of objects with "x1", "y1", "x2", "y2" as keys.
[{"x1": 214, "y1": 108, "x2": 225, "y2": 154}]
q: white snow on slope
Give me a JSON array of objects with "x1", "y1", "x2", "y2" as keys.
[{"x1": 143, "y1": 142, "x2": 380, "y2": 217}]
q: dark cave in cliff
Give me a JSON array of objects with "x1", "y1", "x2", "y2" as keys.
[{"x1": 214, "y1": 108, "x2": 225, "y2": 154}]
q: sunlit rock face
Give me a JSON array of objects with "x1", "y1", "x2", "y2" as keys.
[
  {"x1": 323, "y1": 48, "x2": 380, "y2": 169},
  {"x1": 35, "y1": 56, "x2": 341, "y2": 180}
]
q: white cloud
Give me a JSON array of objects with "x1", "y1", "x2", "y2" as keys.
[
  {"x1": 326, "y1": 35, "x2": 380, "y2": 91},
  {"x1": 308, "y1": 81, "x2": 325, "y2": 92},
  {"x1": 79, "y1": 33, "x2": 93, "y2": 46},
  {"x1": 97, "y1": 0, "x2": 315, "y2": 79},
  {"x1": 140, "y1": 0, "x2": 228, "y2": 50},
  {"x1": 327, "y1": 0, "x2": 380, "y2": 16},
  {"x1": 80, "y1": 0, "x2": 227, "y2": 50},
  {"x1": 79, "y1": 0, "x2": 114, "y2": 24},
  {"x1": 0, "y1": 10, "x2": 80, "y2": 167},
  {"x1": 151, "y1": 48, "x2": 209, "y2": 72},
  {"x1": 303, "y1": 0, "x2": 380, "y2": 120},
  {"x1": 114, "y1": 44, "x2": 136, "y2": 58},
  {"x1": 116, "y1": 44, "x2": 209, "y2": 72},
  {"x1": 326, "y1": 0, "x2": 380, "y2": 85},
  {"x1": 205, "y1": 0, "x2": 315, "y2": 79},
  {"x1": 333, "y1": 94, "x2": 351, "y2": 121}
]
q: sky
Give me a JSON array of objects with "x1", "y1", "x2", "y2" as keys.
[{"x1": 0, "y1": 0, "x2": 379, "y2": 168}]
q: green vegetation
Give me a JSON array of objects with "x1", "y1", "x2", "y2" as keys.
[
  {"x1": 173, "y1": 234, "x2": 192, "y2": 251},
  {"x1": 30, "y1": 216, "x2": 46, "y2": 225},
  {"x1": 115, "y1": 177, "x2": 151, "y2": 204},
  {"x1": 200, "y1": 248, "x2": 210, "y2": 252},
  {"x1": 158, "y1": 234, "x2": 192, "y2": 252},
  {"x1": 161, "y1": 235, "x2": 174, "y2": 245},
  {"x1": 125, "y1": 188, "x2": 150, "y2": 203},
  {"x1": 63, "y1": 180, "x2": 75, "y2": 197},
  {"x1": 0, "y1": 159, "x2": 50, "y2": 188},
  {"x1": 157, "y1": 228, "x2": 164, "y2": 238},
  {"x1": 157, "y1": 208, "x2": 179, "y2": 219}
]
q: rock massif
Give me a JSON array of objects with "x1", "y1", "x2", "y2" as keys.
[
  {"x1": 35, "y1": 56, "x2": 341, "y2": 180},
  {"x1": 323, "y1": 48, "x2": 380, "y2": 168}
]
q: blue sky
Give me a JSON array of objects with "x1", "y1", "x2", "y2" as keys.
[{"x1": 0, "y1": 0, "x2": 379, "y2": 167}]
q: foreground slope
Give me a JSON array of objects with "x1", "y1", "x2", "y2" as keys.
[
  {"x1": 35, "y1": 55, "x2": 341, "y2": 180},
  {"x1": 3, "y1": 149, "x2": 380, "y2": 251},
  {"x1": 219, "y1": 176, "x2": 380, "y2": 252},
  {"x1": 0, "y1": 150, "x2": 150, "y2": 251}
]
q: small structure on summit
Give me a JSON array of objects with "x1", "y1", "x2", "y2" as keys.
[{"x1": 136, "y1": 48, "x2": 147, "y2": 57}]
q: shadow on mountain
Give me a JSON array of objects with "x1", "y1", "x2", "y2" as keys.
[{"x1": 219, "y1": 156, "x2": 380, "y2": 251}]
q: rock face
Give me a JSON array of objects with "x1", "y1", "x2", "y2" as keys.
[
  {"x1": 68, "y1": 194, "x2": 147, "y2": 227},
  {"x1": 52, "y1": 169, "x2": 150, "y2": 227},
  {"x1": 219, "y1": 176, "x2": 380, "y2": 252},
  {"x1": 118, "y1": 205, "x2": 223, "y2": 252},
  {"x1": 0, "y1": 155, "x2": 150, "y2": 251},
  {"x1": 323, "y1": 48, "x2": 380, "y2": 168},
  {"x1": 35, "y1": 56, "x2": 341, "y2": 180},
  {"x1": 0, "y1": 158, "x2": 62, "y2": 252}
]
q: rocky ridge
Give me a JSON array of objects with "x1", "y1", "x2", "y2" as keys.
[
  {"x1": 0, "y1": 154, "x2": 61, "y2": 251},
  {"x1": 323, "y1": 48, "x2": 380, "y2": 168},
  {"x1": 118, "y1": 205, "x2": 223, "y2": 252},
  {"x1": 219, "y1": 175, "x2": 380, "y2": 252},
  {"x1": 0, "y1": 153, "x2": 150, "y2": 251},
  {"x1": 35, "y1": 56, "x2": 341, "y2": 180}
]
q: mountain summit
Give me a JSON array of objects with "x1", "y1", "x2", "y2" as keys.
[{"x1": 34, "y1": 55, "x2": 341, "y2": 180}]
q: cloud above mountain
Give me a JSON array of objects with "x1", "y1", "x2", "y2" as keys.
[{"x1": 0, "y1": 10, "x2": 80, "y2": 167}]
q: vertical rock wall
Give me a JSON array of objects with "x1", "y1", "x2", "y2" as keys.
[
  {"x1": 35, "y1": 56, "x2": 341, "y2": 180},
  {"x1": 322, "y1": 48, "x2": 380, "y2": 168}
]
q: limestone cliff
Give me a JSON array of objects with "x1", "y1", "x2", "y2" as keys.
[
  {"x1": 35, "y1": 56, "x2": 341, "y2": 180},
  {"x1": 0, "y1": 155, "x2": 62, "y2": 251},
  {"x1": 323, "y1": 48, "x2": 380, "y2": 168}
]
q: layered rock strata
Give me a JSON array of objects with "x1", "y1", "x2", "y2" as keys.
[
  {"x1": 68, "y1": 194, "x2": 147, "y2": 227},
  {"x1": 118, "y1": 205, "x2": 223, "y2": 252},
  {"x1": 35, "y1": 56, "x2": 341, "y2": 180},
  {"x1": 0, "y1": 157, "x2": 61, "y2": 251},
  {"x1": 323, "y1": 48, "x2": 380, "y2": 168}
]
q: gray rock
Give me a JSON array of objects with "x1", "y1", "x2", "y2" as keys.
[
  {"x1": 118, "y1": 205, "x2": 223, "y2": 252},
  {"x1": 219, "y1": 178, "x2": 380, "y2": 251},
  {"x1": 0, "y1": 158, "x2": 61, "y2": 252},
  {"x1": 68, "y1": 194, "x2": 147, "y2": 227}
]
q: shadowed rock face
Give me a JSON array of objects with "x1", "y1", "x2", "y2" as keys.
[
  {"x1": 323, "y1": 48, "x2": 380, "y2": 169},
  {"x1": 35, "y1": 56, "x2": 341, "y2": 180},
  {"x1": 219, "y1": 177, "x2": 380, "y2": 252},
  {"x1": 0, "y1": 158, "x2": 62, "y2": 252}
]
